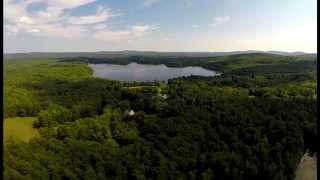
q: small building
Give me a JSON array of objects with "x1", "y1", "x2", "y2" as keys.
[
  {"x1": 125, "y1": 109, "x2": 135, "y2": 116},
  {"x1": 129, "y1": 110, "x2": 135, "y2": 116},
  {"x1": 160, "y1": 94, "x2": 168, "y2": 99}
]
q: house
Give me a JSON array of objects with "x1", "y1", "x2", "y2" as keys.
[
  {"x1": 160, "y1": 94, "x2": 168, "y2": 99},
  {"x1": 129, "y1": 110, "x2": 135, "y2": 116},
  {"x1": 125, "y1": 109, "x2": 135, "y2": 116}
]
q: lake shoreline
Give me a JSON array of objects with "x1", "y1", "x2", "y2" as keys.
[{"x1": 89, "y1": 62, "x2": 220, "y2": 82}]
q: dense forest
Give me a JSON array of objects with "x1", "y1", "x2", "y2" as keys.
[{"x1": 4, "y1": 54, "x2": 317, "y2": 180}]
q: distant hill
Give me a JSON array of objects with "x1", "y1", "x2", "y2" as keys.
[{"x1": 4, "y1": 50, "x2": 316, "y2": 60}]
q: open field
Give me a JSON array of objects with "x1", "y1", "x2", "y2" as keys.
[
  {"x1": 295, "y1": 153, "x2": 316, "y2": 180},
  {"x1": 4, "y1": 117, "x2": 40, "y2": 142}
]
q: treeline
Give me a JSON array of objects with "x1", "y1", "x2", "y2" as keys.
[
  {"x1": 4, "y1": 59, "x2": 93, "y2": 118},
  {"x1": 4, "y1": 78, "x2": 316, "y2": 179},
  {"x1": 4, "y1": 56, "x2": 317, "y2": 180},
  {"x1": 60, "y1": 53, "x2": 316, "y2": 73}
]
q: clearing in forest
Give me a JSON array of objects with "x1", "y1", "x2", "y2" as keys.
[{"x1": 4, "y1": 117, "x2": 39, "y2": 142}]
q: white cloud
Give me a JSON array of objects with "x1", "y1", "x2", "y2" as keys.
[
  {"x1": 142, "y1": 0, "x2": 160, "y2": 7},
  {"x1": 162, "y1": 37, "x2": 170, "y2": 41},
  {"x1": 36, "y1": 23, "x2": 88, "y2": 37},
  {"x1": 93, "y1": 24, "x2": 108, "y2": 30},
  {"x1": 93, "y1": 30, "x2": 131, "y2": 41},
  {"x1": 3, "y1": 0, "x2": 122, "y2": 38},
  {"x1": 4, "y1": 0, "x2": 98, "y2": 37},
  {"x1": 211, "y1": 16, "x2": 231, "y2": 26},
  {"x1": 44, "y1": 0, "x2": 97, "y2": 18},
  {"x1": 130, "y1": 25, "x2": 159, "y2": 38},
  {"x1": 29, "y1": 28, "x2": 40, "y2": 33},
  {"x1": 93, "y1": 24, "x2": 158, "y2": 42},
  {"x1": 4, "y1": 0, "x2": 97, "y2": 22},
  {"x1": 4, "y1": 0, "x2": 159, "y2": 51},
  {"x1": 131, "y1": 25, "x2": 158, "y2": 35},
  {"x1": 191, "y1": 24, "x2": 199, "y2": 29},
  {"x1": 67, "y1": 7, "x2": 116, "y2": 25},
  {"x1": 131, "y1": 25, "x2": 150, "y2": 32},
  {"x1": 19, "y1": 16, "x2": 35, "y2": 24}
]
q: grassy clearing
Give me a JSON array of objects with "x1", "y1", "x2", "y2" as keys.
[
  {"x1": 295, "y1": 153, "x2": 316, "y2": 180},
  {"x1": 4, "y1": 117, "x2": 40, "y2": 142}
]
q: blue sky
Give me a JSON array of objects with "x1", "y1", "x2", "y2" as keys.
[{"x1": 4, "y1": 0, "x2": 317, "y2": 53}]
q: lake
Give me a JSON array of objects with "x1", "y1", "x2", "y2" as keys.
[{"x1": 89, "y1": 63, "x2": 219, "y2": 82}]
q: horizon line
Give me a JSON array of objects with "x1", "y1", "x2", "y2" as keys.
[{"x1": 4, "y1": 49, "x2": 318, "y2": 54}]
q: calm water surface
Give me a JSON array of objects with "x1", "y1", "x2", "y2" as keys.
[{"x1": 89, "y1": 63, "x2": 219, "y2": 82}]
